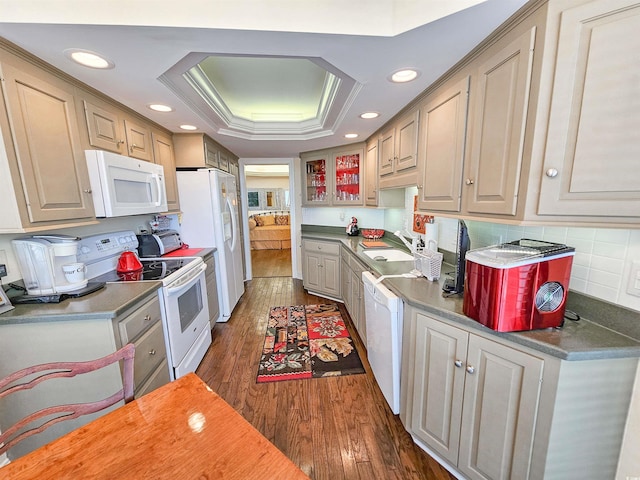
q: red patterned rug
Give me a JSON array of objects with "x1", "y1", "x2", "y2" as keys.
[{"x1": 257, "y1": 304, "x2": 366, "y2": 383}]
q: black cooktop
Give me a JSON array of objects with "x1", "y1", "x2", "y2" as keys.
[{"x1": 92, "y1": 258, "x2": 193, "y2": 283}]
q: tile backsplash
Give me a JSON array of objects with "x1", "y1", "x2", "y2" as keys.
[{"x1": 436, "y1": 217, "x2": 640, "y2": 313}]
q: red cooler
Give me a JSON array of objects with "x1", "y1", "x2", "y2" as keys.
[{"x1": 463, "y1": 239, "x2": 574, "y2": 332}]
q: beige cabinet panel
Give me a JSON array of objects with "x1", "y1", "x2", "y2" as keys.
[
  {"x1": 411, "y1": 314, "x2": 467, "y2": 464},
  {"x1": 204, "y1": 137, "x2": 219, "y2": 168},
  {"x1": 458, "y1": 334, "x2": 543, "y2": 480},
  {"x1": 538, "y1": 0, "x2": 640, "y2": 217},
  {"x1": 417, "y1": 76, "x2": 470, "y2": 212},
  {"x1": 124, "y1": 118, "x2": 153, "y2": 161},
  {"x1": 217, "y1": 148, "x2": 230, "y2": 172},
  {"x1": 82, "y1": 99, "x2": 126, "y2": 154},
  {"x1": 395, "y1": 109, "x2": 420, "y2": 172},
  {"x1": 379, "y1": 127, "x2": 394, "y2": 177},
  {"x1": 302, "y1": 239, "x2": 341, "y2": 299},
  {"x1": 408, "y1": 310, "x2": 542, "y2": 480},
  {"x1": 365, "y1": 139, "x2": 378, "y2": 206},
  {"x1": 379, "y1": 109, "x2": 420, "y2": 188},
  {"x1": 464, "y1": 27, "x2": 536, "y2": 216},
  {"x1": 0, "y1": 62, "x2": 95, "y2": 223},
  {"x1": 151, "y1": 130, "x2": 180, "y2": 212}
]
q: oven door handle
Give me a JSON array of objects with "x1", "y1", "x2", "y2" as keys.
[{"x1": 165, "y1": 263, "x2": 207, "y2": 294}]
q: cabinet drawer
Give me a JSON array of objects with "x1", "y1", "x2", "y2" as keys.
[
  {"x1": 118, "y1": 295, "x2": 161, "y2": 343},
  {"x1": 133, "y1": 320, "x2": 166, "y2": 387},
  {"x1": 304, "y1": 240, "x2": 340, "y2": 256},
  {"x1": 135, "y1": 358, "x2": 169, "y2": 398}
]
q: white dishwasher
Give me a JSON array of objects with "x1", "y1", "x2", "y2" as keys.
[{"x1": 362, "y1": 271, "x2": 403, "y2": 414}]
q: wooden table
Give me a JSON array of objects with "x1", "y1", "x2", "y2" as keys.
[{"x1": 1, "y1": 373, "x2": 309, "y2": 479}]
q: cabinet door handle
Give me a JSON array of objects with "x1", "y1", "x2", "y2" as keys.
[
  {"x1": 454, "y1": 360, "x2": 463, "y2": 368},
  {"x1": 466, "y1": 365, "x2": 475, "y2": 374},
  {"x1": 129, "y1": 144, "x2": 137, "y2": 153},
  {"x1": 144, "y1": 314, "x2": 152, "y2": 322},
  {"x1": 465, "y1": 178, "x2": 474, "y2": 185},
  {"x1": 149, "y1": 349, "x2": 156, "y2": 356},
  {"x1": 545, "y1": 168, "x2": 559, "y2": 178},
  {"x1": 83, "y1": 189, "x2": 92, "y2": 194}
]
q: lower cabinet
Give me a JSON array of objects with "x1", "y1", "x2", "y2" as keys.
[
  {"x1": 402, "y1": 305, "x2": 638, "y2": 480},
  {"x1": 203, "y1": 252, "x2": 220, "y2": 327},
  {"x1": 0, "y1": 289, "x2": 170, "y2": 460},
  {"x1": 302, "y1": 239, "x2": 341, "y2": 299},
  {"x1": 410, "y1": 312, "x2": 542, "y2": 480},
  {"x1": 340, "y1": 247, "x2": 366, "y2": 343}
]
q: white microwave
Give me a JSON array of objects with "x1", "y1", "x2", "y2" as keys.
[{"x1": 85, "y1": 150, "x2": 168, "y2": 217}]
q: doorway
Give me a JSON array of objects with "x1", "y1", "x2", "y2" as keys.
[{"x1": 240, "y1": 161, "x2": 295, "y2": 279}]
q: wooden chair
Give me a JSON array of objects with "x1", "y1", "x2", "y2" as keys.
[{"x1": 0, "y1": 343, "x2": 135, "y2": 456}]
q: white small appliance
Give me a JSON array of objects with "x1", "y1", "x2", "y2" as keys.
[
  {"x1": 85, "y1": 149, "x2": 167, "y2": 217},
  {"x1": 12, "y1": 235, "x2": 88, "y2": 295},
  {"x1": 362, "y1": 271, "x2": 404, "y2": 415},
  {"x1": 176, "y1": 169, "x2": 245, "y2": 322}
]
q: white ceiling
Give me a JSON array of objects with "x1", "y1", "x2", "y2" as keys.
[{"x1": 0, "y1": 0, "x2": 529, "y2": 158}]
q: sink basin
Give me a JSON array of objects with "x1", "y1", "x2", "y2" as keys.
[{"x1": 363, "y1": 249, "x2": 414, "y2": 262}]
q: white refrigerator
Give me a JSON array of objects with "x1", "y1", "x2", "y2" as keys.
[{"x1": 176, "y1": 169, "x2": 244, "y2": 322}]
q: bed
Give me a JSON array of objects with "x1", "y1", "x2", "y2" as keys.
[{"x1": 248, "y1": 213, "x2": 291, "y2": 250}]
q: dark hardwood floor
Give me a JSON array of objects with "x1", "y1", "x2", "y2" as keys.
[
  {"x1": 196, "y1": 252, "x2": 454, "y2": 479},
  {"x1": 250, "y1": 248, "x2": 292, "y2": 277}
]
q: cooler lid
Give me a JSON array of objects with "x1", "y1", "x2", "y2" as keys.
[{"x1": 465, "y1": 239, "x2": 575, "y2": 268}]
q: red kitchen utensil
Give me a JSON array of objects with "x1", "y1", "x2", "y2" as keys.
[{"x1": 116, "y1": 250, "x2": 143, "y2": 274}]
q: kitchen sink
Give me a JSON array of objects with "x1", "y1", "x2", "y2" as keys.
[{"x1": 362, "y1": 249, "x2": 414, "y2": 262}]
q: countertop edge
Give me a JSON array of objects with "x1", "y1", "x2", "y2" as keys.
[{"x1": 301, "y1": 229, "x2": 640, "y2": 362}]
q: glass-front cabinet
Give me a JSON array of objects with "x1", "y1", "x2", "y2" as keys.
[
  {"x1": 301, "y1": 143, "x2": 364, "y2": 206},
  {"x1": 303, "y1": 153, "x2": 328, "y2": 205}
]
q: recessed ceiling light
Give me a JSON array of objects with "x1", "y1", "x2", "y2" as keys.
[
  {"x1": 148, "y1": 104, "x2": 173, "y2": 112},
  {"x1": 345, "y1": 133, "x2": 359, "y2": 139},
  {"x1": 180, "y1": 124, "x2": 198, "y2": 131},
  {"x1": 390, "y1": 69, "x2": 420, "y2": 83},
  {"x1": 360, "y1": 112, "x2": 379, "y2": 119},
  {"x1": 64, "y1": 49, "x2": 114, "y2": 69}
]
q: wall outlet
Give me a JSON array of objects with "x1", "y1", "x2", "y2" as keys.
[{"x1": 626, "y1": 260, "x2": 640, "y2": 298}]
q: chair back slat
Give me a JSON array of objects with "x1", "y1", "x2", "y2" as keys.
[{"x1": 0, "y1": 343, "x2": 136, "y2": 457}]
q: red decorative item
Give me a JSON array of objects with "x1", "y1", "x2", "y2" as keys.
[
  {"x1": 116, "y1": 250, "x2": 143, "y2": 276},
  {"x1": 361, "y1": 229, "x2": 385, "y2": 239}
]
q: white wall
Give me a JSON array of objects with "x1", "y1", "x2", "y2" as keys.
[
  {"x1": 0, "y1": 215, "x2": 158, "y2": 284},
  {"x1": 246, "y1": 176, "x2": 290, "y2": 190}
]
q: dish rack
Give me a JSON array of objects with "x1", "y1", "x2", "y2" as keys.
[{"x1": 414, "y1": 248, "x2": 443, "y2": 281}]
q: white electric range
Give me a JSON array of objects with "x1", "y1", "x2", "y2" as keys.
[{"x1": 77, "y1": 231, "x2": 211, "y2": 380}]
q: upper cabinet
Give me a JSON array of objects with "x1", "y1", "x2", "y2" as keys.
[
  {"x1": 123, "y1": 118, "x2": 153, "y2": 162},
  {"x1": 301, "y1": 143, "x2": 365, "y2": 207},
  {"x1": 82, "y1": 97, "x2": 126, "y2": 154},
  {"x1": 0, "y1": 51, "x2": 97, "y2": 232},
  {"x1": 365, "y1": 138, "x2": 379, "y2": 206},
  {"x1": 173, "y1": 132, "x2": 237, "y2": 171},
  {"x1": 417, "y1": 76, "x2": 470, "y2": 213},
  {"x1": 537, "y1": 0, "x2": 640, "y2": 219},
  {"x1": 463, "y1": 27, "x2": 536, "y2": 217},
  {"x1": 378, "y1": 109, "x2": 420, "y2": 189},
  {"x1": 78, "y1": 90, "x2": 179, "y2": 213},
  {"x1": 151, "y1": 130, "x2": 180, "y2": 212},
  {"x1": 388, "y1": 0, "x2": 639, "y2": 226}
]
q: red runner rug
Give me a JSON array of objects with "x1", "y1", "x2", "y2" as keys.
[{"x1": 257, "y1": 304, "x2": 365, "y2": 383}]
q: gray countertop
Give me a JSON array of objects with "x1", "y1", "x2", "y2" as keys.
[
  {"x1": 0, "y1": 247, "x2": 218, "y2": 325},
  {"x1": 302, "y1": 228, "x2": 640, "y2": 361},
  {"x1": 0, "y1": 281, "x2": 162, "y2": 324}
]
